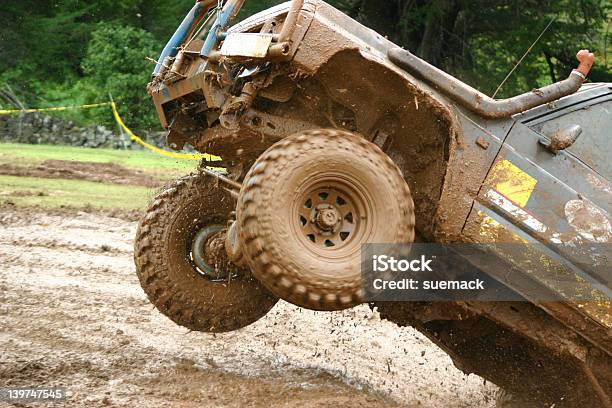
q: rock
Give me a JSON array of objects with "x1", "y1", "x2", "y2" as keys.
[{"x1": 0, "y1": 111, "x2": 167, "y2": 152}]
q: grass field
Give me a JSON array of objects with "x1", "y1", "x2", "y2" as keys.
[
  {"x1": 0, "y1": 175, "x2": 155, "y2": 210},
  {"x1": 0, "y1": 143, "x2": 198, "y2": 212},
  {"x1": 0, "y1": 143, "x2": 197, "y2": 173}
]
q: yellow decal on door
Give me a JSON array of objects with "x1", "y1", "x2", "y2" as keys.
[{"x1": 489, "y1": 159, "x2": 537, "y2": 207}]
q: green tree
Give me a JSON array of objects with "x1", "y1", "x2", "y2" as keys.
[
  {"x1": 328, "y1": 0, "x2": 611, "y2": 96},
  {"x1": 79, "y1": 23, "x2": 160, "y2": 129},
  {"x1": 0, "y1": 0, "x2": 609, "y2": 129}
]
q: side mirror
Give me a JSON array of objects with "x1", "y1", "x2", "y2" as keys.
[{"x1": 540, "y1": 124, "x2": 583, "y2": 154}]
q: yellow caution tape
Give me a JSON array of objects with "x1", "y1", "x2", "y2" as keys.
[
  {"x1": 111, "y1": 102, "x2": 220, "y2": 162},
  {"x1": 0, "y1": 102, "x2": 112, "y2": 115},
  {"x1": 0, "y1": 99, "x2": 221, "y2": 162}
]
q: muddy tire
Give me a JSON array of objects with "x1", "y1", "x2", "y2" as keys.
[
  {"x1": 495, "y1": 389, "x2": 530, "y2": 408},
  {"x1": 237, "y1": 129, "x2": 415, "y2": 311},
  {"x1": 134, "y1": 173, "x2": 278, "y2": 333}
]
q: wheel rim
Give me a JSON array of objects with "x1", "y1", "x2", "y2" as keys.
[
  {"x1": 293, "y1": 177, "x2": 371, "y2": 256},
  {"x1": 190, "y1": 225, "x2": 228, "y2": 280}
]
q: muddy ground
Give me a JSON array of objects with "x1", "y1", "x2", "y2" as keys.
[
  {"x1": 0, "y1": 208, "x2": 497, "y2": 407},
  {"x1": 0, "y1": 160, "x2": 161, "y2": 188}
]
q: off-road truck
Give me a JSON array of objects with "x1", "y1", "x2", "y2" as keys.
[{"x1": 134, "y1": 1, "x2": 611, "y2": 406}]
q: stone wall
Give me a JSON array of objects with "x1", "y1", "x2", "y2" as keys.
[{"x1": 0, "y1": 112, "x2": 166, "y2": 150}]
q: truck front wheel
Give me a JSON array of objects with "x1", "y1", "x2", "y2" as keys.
[{"x1": 237, "y1": 129, "x2": 415, "y2": 311}]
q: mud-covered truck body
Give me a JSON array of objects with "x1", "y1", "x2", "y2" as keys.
[{"x1": 138, "y1": 1, "x2": 611, "y2": 406}]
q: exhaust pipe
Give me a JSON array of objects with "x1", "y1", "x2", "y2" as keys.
[{"x1": 388, "y1": 48, "x2": 595, "y2": 119}]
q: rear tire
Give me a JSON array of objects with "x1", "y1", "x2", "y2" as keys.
[
  {"x1": 237, "y1": 129, "x2": 415, "y2": 311},
  {"x1": 134, "y1": 173, "x2": 278, "y2": 333}
]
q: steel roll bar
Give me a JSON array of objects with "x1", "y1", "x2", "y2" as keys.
[
  {"x1": 152, "y1": 1, "x2": 210, "y2": 77},
  {"x1": 153, "y1": 0, "x2": 306, "y2": 74}
]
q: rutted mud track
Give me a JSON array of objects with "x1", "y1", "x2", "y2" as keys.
[
  {"x1": 0, "y1": 160, "x2": 161, "y2": 187},
  {"x1": 0, "y1": 209, "x2": 496, "y2": 407}
]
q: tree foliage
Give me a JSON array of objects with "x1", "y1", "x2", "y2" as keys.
[
  {"x1": 0, "y1": 0, "x2": 609, "y2": 130},
  {"x1": 80, "y1": 23, "x2": 159, "y2": 128},
  {"x1": 329, "y1": 0, "x2": 611, "y2": 95}
]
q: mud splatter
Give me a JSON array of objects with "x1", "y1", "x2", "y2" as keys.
[{"x1": 565, "y1": 198, "x2": 611, "y2": 243}]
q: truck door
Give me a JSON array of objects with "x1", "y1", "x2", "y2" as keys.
[{"x1": 463, "y1": 85, "x2": 611, "y2": 304}]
